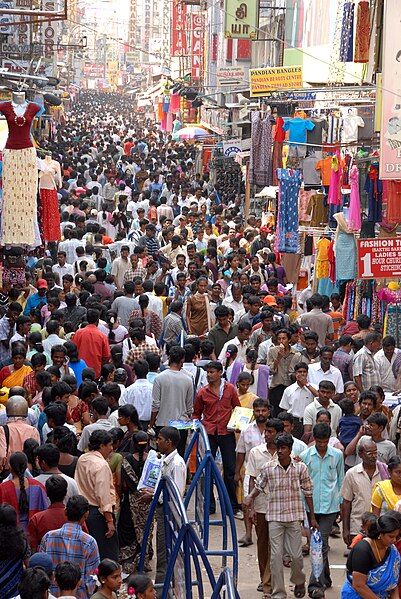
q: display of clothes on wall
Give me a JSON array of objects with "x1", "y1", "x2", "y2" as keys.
[
  {"x1": 339, "y1": 0, "x2": 371, "y2": 64},
  {"x1": 275, "y1": 168, "x2": 301, "y2": 253},
  {"x1": 250, "y1": 110, "x2": 273, "y2": 187},
  {"x1": 378, "y1": 286, "x2": 401, "y2": 347},
  {"x1": 343, "y1": 280, "x2": 383, "y2": 323}
]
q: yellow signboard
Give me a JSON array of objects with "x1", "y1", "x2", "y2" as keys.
[{"x1": 249, "y1": 66, "x2": 303, "y2": 97}]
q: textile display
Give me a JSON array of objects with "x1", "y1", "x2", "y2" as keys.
[
  {"x1": 276, "y1": 168, "x2": 301, "y2": 253},
  {"x1": 335, "y1": 230, "x2": 357, "y2": 281},
  {"x1": 339, "y1": 1, "x2": 355, "y2": 62},
  {"x1": 384, "y1": 181, "x2": 401, "y2": 223},
  {"x1": 365, "y1": 164, "x2": 383, "y2": 223},
  {"x1": 2, "y1": 147, "x2": 38, "y2": 245},
  {"x1": 39, "y1": 189, "x2": 61, "y2": 242},
  {"x1": 250, "y1": 111, "x2": 273, "y2": 187},
  {"x1": 354, "y1": 0, "x2": 370, "y2": 63},
  {"x1": 343, "y1": 280, "x2": 382, "y2": 324},
  {"x1": 348, "y1": 165, "x2": 362, "y2": 230}
]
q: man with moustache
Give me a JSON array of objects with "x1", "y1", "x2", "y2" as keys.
[{"x1": 235, "y1": 398, "x2": 270, "y2": 547}]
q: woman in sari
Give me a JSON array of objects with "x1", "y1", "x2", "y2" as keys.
[
  {"x1": 118, "y1": 431, "x2": 153, "y2": 573},
  {"x1": 0, "y1": 346, "x2": 32, "y2": 389},
  {"x1": 341, "y1": 511, "x2": 401, "y2": 598},
  {"x1": 129, "y1": 295, "x2": 162, "y2": 340},
  {"x1": 372, "y1": 456, "x2": 401, "y2": 515},
  {"x1": 186, "y1": 277, "x2": 211, "y2": 336}
]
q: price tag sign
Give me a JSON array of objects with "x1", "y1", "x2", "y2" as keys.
[{"x1": 357, "y1": 238, "x2": 401, "y2": 279}]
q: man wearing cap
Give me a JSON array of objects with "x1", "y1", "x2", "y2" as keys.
[
  {"x1": 23, "y1": 279, "x2": 48, "y2": 315},
  {"x1": 14, "y1": 553, "x2": 57, "y2": 599},
  {"x1": 0, "y1": 396, "x2": 40, "y2": 473},
  {"x1": 251, "y1": 226, "x2": 271, "y2": 257}
]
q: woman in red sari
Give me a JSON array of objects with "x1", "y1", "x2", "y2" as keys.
[{"x1": 0, "y1": 452, "x2": 48, "y2": 532}]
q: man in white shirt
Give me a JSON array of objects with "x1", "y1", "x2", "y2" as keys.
[
  {"x1": 303, "y1": 381, "x2": 342, "y2": 437},
  {"x1": 111, "y1": 246, "x2": 131, "y2": 289},
  {"x1": 279, "y1": 362, "x2": 318, "y2": 437},
  {"x1": 43, "y1": 321, "x2": 65, "y2": 354},
  {"x1": 120, "y1": 359, "x2": 153, "y2": 427},
  {"x1": 154, "y1": 426, "x2": 187, "y2": 589},
  {"x1": 374, "y1": 335, "x2": 400, "y2": 393},
  {"x1": 307, "y1": 347, "x2": 344, "y2": 397},
  {"x1": 52, "y1": 251, "x2": 74, "y2": 279},
  {"x1": 77, "y1": 397, "x2": 114, "y2": 452},
  {"x1": 35, "y1": 444, "x2": 79, "y2": 504},
  {"x1": 218, "y1": 322, "x2": 252, "y2": 364}
]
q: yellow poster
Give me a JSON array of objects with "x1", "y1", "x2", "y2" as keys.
[{"x1": 249, "y1": 66, "x2": 303, "y2": 97}]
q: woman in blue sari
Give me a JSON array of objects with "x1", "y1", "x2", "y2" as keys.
[{"x1": 342, "y1": 511, "x2": 401, "y2": 598}]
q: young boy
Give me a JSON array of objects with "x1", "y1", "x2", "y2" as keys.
[
  {"x1": 55, "y1": 561, "x2": 81, "y2": 598},
  {"x1": 338, "y1": 398, "x2": 362, "y2": 448}
]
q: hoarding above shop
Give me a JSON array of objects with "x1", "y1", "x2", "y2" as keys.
[
  {"x1": 224, "y1": 0, "x2": 259, "y2": 39},
  {"x1": 379, "y1": 0, "x2": 401, "y2": 179},
  {"x1": 357, "y1": 238, "x2": 401, "y2": 279},
  {"x1": 249, "y1": 66, "x2": 303, "y2": 97}
]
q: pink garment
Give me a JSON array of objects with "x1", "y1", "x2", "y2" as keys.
[
  {"x1": 348, "y1": 165, "x2": 362, "y2": 230},
  {"x1": 170, "y1": 94, "x2": 181, "y2": 112},
  {"x1": 377, "y1": 287, "x2": 401, "y2": 304},
  {"x1": 328, "y1": 152, "x2": 342, "y2": 206}
]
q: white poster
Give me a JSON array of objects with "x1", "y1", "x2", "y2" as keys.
[{"x1": 223, "y1": 139, "x2": 242, "y2": 157}]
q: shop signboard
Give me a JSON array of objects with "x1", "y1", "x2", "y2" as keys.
[
  {"x1": 217, "y1": 67, "x2": 245, "y2": 86},
  {"x1": 191, "y1": 13, "x2": 204, "y2": 80},
  {"x1": 223, "y1": 139, "x2": 242, "y2": 157},
  {"x1": 380, "y1": 0, "x2": 401, "y2": 179},
  {"x1": 357, "y1": 238, "x2": 401, "y2": 279},
  {"x1": 224, "y1": 0, "x2": 259, "y2": 39},
  {"x1": 249, "y1": 66, "x2": 303, "y2": 97},
  {"x1": 171, "y1": 0, "x2": 187, "y2": 57}
]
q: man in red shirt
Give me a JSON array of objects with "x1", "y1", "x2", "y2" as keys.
[
  {"x1": 193, "y1": 360, "x2": 241, "y2": 514},
  {"x1": 73, "y1": 309, "x2": 111, "y2": 378},
  {"x1": 28, "y1": 475, "x2": 68, "y2": 551}
]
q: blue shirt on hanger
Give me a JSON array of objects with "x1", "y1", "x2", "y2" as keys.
[{"x1": 283, "y1": 118, "x2": 315, "y2": 144}]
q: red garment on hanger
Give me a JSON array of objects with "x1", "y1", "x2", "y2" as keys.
[
  {"x1": 384, "y1": 180, "x2": 401, "y2": 223},
  {"x1": 274, "y1": 117, "x2": 286, "y2": 142},
  {"x1": 328, "y1": 240, "x2": 336, "y2": 282}
]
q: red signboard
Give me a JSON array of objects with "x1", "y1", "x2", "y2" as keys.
[
  {"x1": 357, "y1": 238, "x2": 401, "y2": 279},
  {"x1": 191, "y1": 13, "x2": 204, "y2": 80},
  {"x1": 171, "y1": 0, "x2": 187, "y2": 56}
]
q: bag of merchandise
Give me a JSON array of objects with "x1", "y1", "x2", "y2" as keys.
[
  {"x1": 310, "y1": 529, "x2": 323, "y2": 580},
  {"x1": 137, "y1": 449, "x2": 163, "y2": 492}
]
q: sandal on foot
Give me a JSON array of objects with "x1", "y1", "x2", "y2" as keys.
[{"x1": 294, "y1": 586, "x2": 306, "y2": 598}]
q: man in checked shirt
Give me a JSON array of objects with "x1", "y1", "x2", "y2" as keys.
[{"x1": 244, "y1": 433, "x2": 318, "y2": 599}]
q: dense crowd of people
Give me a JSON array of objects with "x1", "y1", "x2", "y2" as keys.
[{"x1": 2, "y1": 90, "x2": 401, "y2": 598}]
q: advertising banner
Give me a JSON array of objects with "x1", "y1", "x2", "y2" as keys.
[
  {"x1": 191, "y1": 13, "x2": 204, "y2": 80},
  {"x1": 249, "y1": 66, "x2": 303, "y2": 97},
  {"x1": 217, "y1": 67, "x2": 245, "y2": 86},
  {"x1": 224, "y1": 0, "x2": 259, "y2": 39},
  {"x1": 357, "y1": 238, "x2": 401, "y2": 279},
  {"x1": 380, "y1": 0, "x2": 401, "y2": 179},
  {"x1": 171, "y1": 0, "x2": 187, "y2": 57}
]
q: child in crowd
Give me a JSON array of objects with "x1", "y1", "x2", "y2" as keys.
[
  {"x1": 91, "y1": 559, "x2": 122, "y2": 599},
  {"x1": 338, "y1": 398, "x2": 362, "y2": 448},
  {"x1": 120, "y1": 574, "x2": 156, "y2": 599},
  {"x1": 350, "y1": 512, "x2": 377, "y2": 548}
]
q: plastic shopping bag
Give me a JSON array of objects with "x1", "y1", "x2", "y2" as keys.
[
  {"x1": 137, "y1": 449, "x2": 163, "y2": 492},
  {"x1": 310, "y1": 529, "x2": 323, "y2": 579}
]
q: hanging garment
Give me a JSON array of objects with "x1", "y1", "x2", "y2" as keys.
[
  {"x1": 354, "y1": 1, "x2": 370, "y2": 63},
  {"x1": 299, "y1": 189, "x2": 315, "y2": 224},
  {"x1": 328, "y1": 153, "x2": 342, "y2": 206},
  {"x1": 309, "y1": 192, "x2": 328, "y2": 227},
  {"x1": 348, "y1": 165, "x2": 362, "y2": 230},
  {"x1": 276, "y1": 168, "x2": 301, "y2": 253},
  {"x1": 384, "y1": 181, "x2": 401, "y2": 223},
  {"x1": 272, "y1": 141, "x2": 283, "y2": 186},
  {"x1": 385, "y1": 305, "x2": 401, "y2": 348},
  {"x1": 365, "y1": 164, "x2": 383, "y2": 223},
  {"x1": 335, "y1": 229, "x2": 357, "y2": 281},
  {"x1": 250, "y1": 111, "x2": 273, "y2": 187},
  {"x1": 339, "y1": 1, "x2": 355, "y2": 62},
  {"x1": 40, "y1": 189, "x2": 61, "y2": 242},
  {"x1": 315, "y1": 237, "x2": 331, "y2": 279},
  {"x1": 0, "y1": 101, "x2": 42, "y2": 245}
]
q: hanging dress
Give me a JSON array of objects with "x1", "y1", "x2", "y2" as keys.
[
  {"x1": 365, "y1": 164, "x2": 383, "y2": 223},
  {"x1": 354, "y1": 1, "x2": 370, "y2": 63},
  {"x1": 276, "y1": 168, "x2": 301, "y2": 253},
  {"x1": 315, "y1": 237, "x2": 331, "y2": 279},
  {"x1": 348, "y1": 165, "x2": 362, "y2": 230},
  {"x1": 339, "y1": 1, "x2": 355, "y2": 62},
  {"x1": 38, "y1": 158, "x2": 62, "y2": 242},
  {"x1": 250, "y1": 111, "x2": 273, "y2": 187},
  {"x1": 0, "y1": 101, "x2": 43, "y2": 245}
]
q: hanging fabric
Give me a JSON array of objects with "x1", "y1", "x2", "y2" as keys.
[
  {"x1": 276, "y1": 168, "x2": 301, "y2": 253},
  {"x1": 354, "y1": 0, "x2": 370, "y2": 63},
  {"x1": 250, "y1": 111, "x2": 273, "y2": 187},
  {"x1": 348, "y1": 165, "x2": 362, "y2": 230},
  {"x1": 339, "y1": 1, "x2": 355, "y2": 62}
]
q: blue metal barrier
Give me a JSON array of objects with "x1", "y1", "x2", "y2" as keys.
[
  {"x1": 211, "y1": 567, "x2": 240, "y2": 599},
  {"x1": 184, "y1": 422, "x2": 238, "y2": 582},
  {"x1": 138, "y1": 476, "x2": 217, "y2": 599}
]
